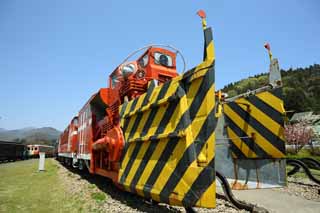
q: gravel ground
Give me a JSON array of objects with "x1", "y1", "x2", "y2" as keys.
[
  {"x1": 273, "y1": 176, "x2": 320, "y2": 202},
  {"x1": 55, "y1": 160, "x2": 247, "y2": 213},
  {"x1": 56, "y1": 160, "x2": 320, "y2": 212}
]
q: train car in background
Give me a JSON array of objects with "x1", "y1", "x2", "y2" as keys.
[
  {"x1": 0, "y1": 140, "x2": 28, "y2": 162},
  {"x1": 27, "y1": 144, "x2": 55, "y2": 158},
  {"x1": 57, "y1": 117, "x2": 79, "y2": 166}
]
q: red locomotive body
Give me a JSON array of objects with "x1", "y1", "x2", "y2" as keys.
[
  {"x1": 57, "y1": 11, "x2": 221, "y2": 208},
  {"x1": 58, "y1": 47, "x2": 178, "y2": 181},
  {"x1": 58, "y1": 117, "x2": 78, "y2": 164},
  {"x1": 58, "y1": 126, "x2": 69, "y2": 154},
  {"x1": 56, "y1": 11, "x2": 287, "y2": 209}
]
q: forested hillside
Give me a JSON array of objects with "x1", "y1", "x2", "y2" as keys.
[
  {"x1": 221, "y1": 64, "x2": 320, "y2": 115},
  {"x1": 0, "y1": 127, "x2": 60, "y2": 146}
]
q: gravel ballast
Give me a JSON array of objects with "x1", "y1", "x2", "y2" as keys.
[
  {"x1": 55, "y1": 160, "x2": 247, "y2": 212},
  {"x1": 56, "y1": 160, "x2": 320, "y2": 212}
]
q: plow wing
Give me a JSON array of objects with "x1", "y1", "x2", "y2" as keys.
[
  {"x1": 216, "y1": 55, "x2": 287, "y2": 190},
  {"x1": 118, "y1": 16, "x2": 217, "y2": 208}
]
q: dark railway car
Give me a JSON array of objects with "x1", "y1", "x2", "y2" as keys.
[{"x1": 0, "y1": 140, "x2": 28, "y2": 162}]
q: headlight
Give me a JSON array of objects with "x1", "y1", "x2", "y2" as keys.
[
  {"x1": 121, "y1": 63, "x2": 136, "y2": 77},
  {"x1": 136, "y1": 70, "x2": 146, "y2": 79}
]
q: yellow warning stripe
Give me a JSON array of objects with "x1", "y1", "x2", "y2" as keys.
[
  {"x1": 224, "y1": 104, "x2": 285, "y2": 158},
  {"x1": 227, "y1": 127, "x2": 257, "y2": 158},
  {"x1": 256, "y1": 91, "x2": 284, "y2": 113},
  {"x1": 118, "y1": 25, "x2": 216, "y2": 208},
  {"x1": 236, "y1": 98, "x2": 285, "y2": 141}
]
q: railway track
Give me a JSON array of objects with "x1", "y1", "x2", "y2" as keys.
[
  {"x1": 56, "y1": 160, "x2": 245, "y2": 212},
  {"x1": 56, "y1": 157, "x2": 320, "y2": 213}
]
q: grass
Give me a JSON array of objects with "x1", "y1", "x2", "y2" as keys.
[
  {"x1": 286, "y1": 148, "x2": 320, "y2": 161},
  {"x1": 88, "y1": 184, "x2": 96, "y2": 189},
  {"x1": 286, "y1": 149, "x2": 320, "y2": 179},
  {"x1": 286, "y1": 165, "x2": 320, "y2": 178},
  {"x1": 0, "y1": 159, "x2": 87, "y2": 213},
  {"x1": 91, "y1": 192, "x2": 106, "y2": 202}
]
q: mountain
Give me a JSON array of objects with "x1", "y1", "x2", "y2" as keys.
[
  {"x1": 0, "y1": 127, "x2": 61, "y2": 146},
  {"x1": 221, "y1": 64, "x2": 320, "y2": 117}
]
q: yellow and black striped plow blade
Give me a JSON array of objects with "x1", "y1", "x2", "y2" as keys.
[
  {"x1": 223, "y1": 88, "x2": 286, "y2": 159},
  {"x1": 118, "y1": 27, "x2": 216, "y2": 208}
]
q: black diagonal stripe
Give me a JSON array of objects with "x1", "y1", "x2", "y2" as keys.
[
  {"x1": 129, "y1": 98, "x2": 138, "y2": 113},
  {"x1": 182, "y1": 63, "x2": 215, "y2": 91},
  {"x1": 189, "y1": 67, "x2": 214, "y2": 121},
  {"x1": 143, "y1": 137, "x2": 180, "y2": 199},
  {"x1": 142, "y1": 65, "x2": 215, "y2": 200},
  {"x1": 122, "y1": 105, "x2": 134, "y2": 133},
  {"x1": 157, "y1": 80, "x2": 171, "y2": 100},
  {"x1": 122, "y1": 81, "x2": 156, "y2": 133},
  {"x1": 203, "y1": 27, "x2": 213, "y2": 61},
  {"x1": 204, "y1": 28, "x2": 213, "y2": 50},
  {"x1": 128, "y1": 82, "x2": 178, "y2": 140},
  {"x1": 154, "y1": 99, "x2": 179, "y2": 134},
  {"x1": 229, "y1": 142, "x2": 247, "y2": 159},
  {"x1": 128, "y1": 112, "x2": 145, "y2": 140},
  {"x1": 119, "y1": 141, "x2": 143, "y2": 184},
  {"x1": 224, "y1": 114, "x2": 271, "y2": 158},
  {"x1": 140, "y1": 81, "x2": 172, "y2": 137},
  {"x1": 175, "y1": 65, "x2": 215, "y2": 131},
  {"x1": 142, "y1": 80, "x2": 156, "y2": 106},
  {"x1": 182, "y1": 67, "x2": 196, "y2": 82},
  {"x1": 246, "y1": 95, "x2": 284, "y2": 126},
  {"x1": 120, "y1": 81, "x2": 172, "y2": 186},
  {"x1": 119, "y1": 142, "x2": 130, "y2": 166},
  {"x1": 182, "y1": 158, "x2": 215, "y2": 207},
  {"x1": 129, "y1": 140, "x2": 159, "y2": 193},
  {"x1": 154, "y1": 84, "x2": 185, "y2": 135},
  {"x1": 121, "y1": 98, "x2": 138, "y2": 134},
  {"x1": 159, "y1": 107, "x2": 217, "y2": 204},
  {"x1": 120, "y1": 102, "x2": 128, "y2": 118},
  {"x1": 270, "y1": 87, "x2": 283, "y2": 100},
  {"x1": 122, "y1": 117, "x2": 130, "y2": 133},
  {"x1": 227, "y1": 102, "x2": 285, "y2": 154}
]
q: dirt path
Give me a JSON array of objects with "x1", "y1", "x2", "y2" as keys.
[
  {"x1": 232, "y1": 176, "x2": 320, "y2": 213},
  {"x1": 233, "y1": 188, "x2": 320, "y2": 213}
]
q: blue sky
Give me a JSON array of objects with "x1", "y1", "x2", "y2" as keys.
[{"x1": 0, "y1": 0, "x2": 319, "y2": 131}]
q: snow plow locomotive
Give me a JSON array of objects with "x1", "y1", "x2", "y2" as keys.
[{"x1": 58, "y1": 10, "x2": 286, "y2": 210}]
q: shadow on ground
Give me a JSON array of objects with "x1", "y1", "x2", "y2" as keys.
[{"x1": 58, "y1": 160, "x2": 181, "y2": 213}]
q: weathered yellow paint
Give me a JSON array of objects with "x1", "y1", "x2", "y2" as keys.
[
  {"x1": 224, "y1": 104, "x2": 285, "y2": 158},
  {"x1": 118, "y1": 19, "x2": 216, "y2": 208},
  {"x1": 236, "y1": 98, "x2": 285, "y2": 141},
  {"x1": 227, "y1": 127, "x2": 257, "y2": 158}
]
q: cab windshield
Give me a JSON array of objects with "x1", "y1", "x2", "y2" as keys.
[{"x1": 154, "y1": 52, "x2": 173, "y2": 67}]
